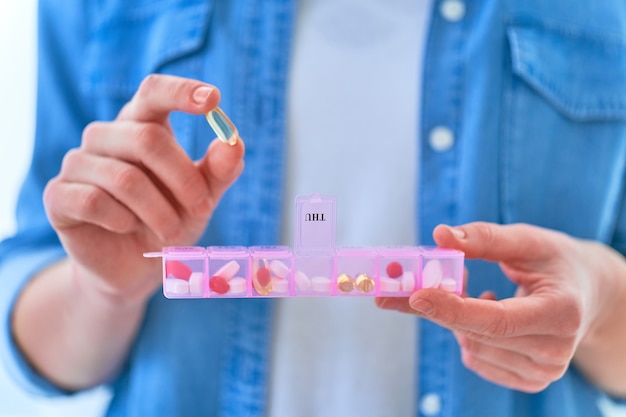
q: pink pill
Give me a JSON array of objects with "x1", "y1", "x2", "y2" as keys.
[
  {"x1": 386, "y1": 262, "x2": 403, "y2": 279},
  {"x1": 209, "y1": 275, "x2": 230, "y2": 294},
  {"x1": 165, "y1": 260, "x2": 193, "y2": 280}
]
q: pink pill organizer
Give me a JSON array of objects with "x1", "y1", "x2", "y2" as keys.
[{"x1": 144, "y1": 194, "x2": 464, "y2": 298}]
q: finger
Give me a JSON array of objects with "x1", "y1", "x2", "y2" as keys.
[
  {"x1": 82, "y1": 121, "x2": 213, "y2": 217},
  {"x1": 405, "y1": 289, "x2": 571, "y2": 337},
  {"x1": 117, "y1": 74, "x2": 220, "y2": 123},
  {"x1": 432, "y1": 222, "x2": 564, "y2": 263},
  {"x1": 58, "y1": 151, "x2": 182, "y2": 241},
  {"x1": 44, "y1": 179, "x2": 139, "y2": 234},
  {"x1": 457, "y1": 329, "x2": 576, "y2": 368},
  {"x1": 197, "y1": 138, "x2": 245, "y2": 202},
  {"x1": 456, "y1": 333, "x2": 567, "y2": 385},
  {"x1": 458, "y1": 346, "x2": 552, "y2": 393}
]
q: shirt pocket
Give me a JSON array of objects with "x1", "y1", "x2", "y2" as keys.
[
  {"x1": 501, "y1": 24, "x2": 626, "y2": 242},
  {"x1": 82, "y1": 0, "x2": 213, "y2": 100}
]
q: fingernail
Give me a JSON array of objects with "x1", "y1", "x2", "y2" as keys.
[
  {"x1": 192, "y1": 86, "x2": 214, "y2": 104},
  {"x1": 410, "y1": 298, "x2": 434, "y2": 315},
  {"x1": 448, "y1": 226, "x2": 466, "y2": 239}
]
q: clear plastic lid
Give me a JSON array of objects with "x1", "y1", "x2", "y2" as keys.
[{"x1": 294, "y1": 193, "x2": 336, "y2": 255}]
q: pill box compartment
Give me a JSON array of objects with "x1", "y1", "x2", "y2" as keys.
[
  {"x1": 419, "y1": 247, "x2": 464, "y2": 294},
  {"x1": 162, "y1": 246, "x2": 208, "y2": 299},
  {"x1": 376, "y1": 246, "x2": 421, "y2": 296},
  {"x1": 206, "y1": 246, "x2": 250, "y2": 297},
  {"x1": 249, "y1": 246, "x2": 294, "y2": 297},
  {"x1": 293, "y1": 254, "x2": 335, "y2": 296},
  {"x1": 335, "y1": 247, "x2": 379, "y2": 296}
]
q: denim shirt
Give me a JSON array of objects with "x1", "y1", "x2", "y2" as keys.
[{"x1": 1, "y1": 0, "x2": 626, "y2": 416}]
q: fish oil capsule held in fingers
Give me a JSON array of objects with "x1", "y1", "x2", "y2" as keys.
[{"x1": 206, "y1": 107, "x2": 239, "y2": 145}]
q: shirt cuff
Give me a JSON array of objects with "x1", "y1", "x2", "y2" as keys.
[{"x1": 0, "y1": 246, "x2": 73, "y2": 397}]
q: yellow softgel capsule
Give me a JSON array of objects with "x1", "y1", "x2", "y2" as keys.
[
  {"x1": 336, "y1": 273, "x2": 355, "y2": 294},
  {"x1": 355, "y1": 273, "x2": 375, "y2": 294},
  {"x1": 206, "y1": 107, "x2": 239, "y2": 145}
]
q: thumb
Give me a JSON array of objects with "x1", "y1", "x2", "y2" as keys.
[
  {"x1": 197, "y1": 138, "x2": 245, "y2": 201},
  {"x1": 433, "y1": 222, "x2": 561, "y2": 263}
]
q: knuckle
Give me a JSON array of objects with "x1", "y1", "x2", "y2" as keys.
[
  {"x1": 533, "y1": 340, "x2": 576, "y2": 366},
  {"x1": 82, "y1": 121, "x2": 105, "y2": 146},
  {"x1": 60, "y1": 149, "x2": 80, "y2": 172},
  {"x1": 484, "y1": 308, "x2": 516, "y2": 337},
  {"x1": 138, "y1": 74, "x2": 161, "y2": 95},
  {"x1": 133, "y1": 123, "x2": 166, "y2": 150},
  {"x1": 460, "y1": 349, "x2": 478, "y2": 370},
  {"x1": 78, "y1": 187, "x2": 107, "y2": 216},
  {"x1": 112, "y1": 165, "x2": 144, "y2": 195}
]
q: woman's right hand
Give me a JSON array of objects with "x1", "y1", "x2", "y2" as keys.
[{"x1": 43, "y1": 74, "x2": 245, "y2": 304}]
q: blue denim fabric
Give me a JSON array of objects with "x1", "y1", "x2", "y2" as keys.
[{"x1": 1, "y1": 0, "x2": 625, "y2": 416}]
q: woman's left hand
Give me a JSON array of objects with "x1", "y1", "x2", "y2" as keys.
[{"x1": 376, "y1": 222, "x2": 626, "y2": 396}]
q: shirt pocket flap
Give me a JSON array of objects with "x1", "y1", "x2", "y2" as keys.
[
  {"x1": 83, "y1": 1, "x2": 213, "y2": 98},
  {"x1": 508, "y1": 25, "x2": 626, "y2": 121}
]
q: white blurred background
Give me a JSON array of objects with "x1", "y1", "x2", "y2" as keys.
[{"x1": 0, "y1": 2, "x2": 108, "y2": 416}]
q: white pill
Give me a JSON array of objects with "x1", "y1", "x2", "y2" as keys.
[
  {"x1": 165, "y1": 278, "x2": 189, "y2": 295},
  {"x1": 422, "y1": 260, "x2": 443, "y2": 289},
  {"x1": 441, "y1": 278, "x2": 458, "y2": 293},
  {"x1": 380, "y1": 277, "x2": 401, "y2": 292},
  {"x1": 295, "y1": 271, "x2": 312, "y2": 292},
  {"x1": 228, "y1": 277, "x2": 247, "y2": 294},
  {"x1": 269, "y1": 260, "x2": 290, "y2": 278},
  {"x1": 401, "y1": 271, "x2": 416, "y2": 292},
  {"x1": 214, "y1": 260, "x2": 240, "y2": 280},
  {"x1": 272, "y1": 278, "x2": 289, "y2": 294},
  {"x1": 311, "y1": 276, "x2": 331, "y2": 293},
  {"x1": 188, "y1": 272, "x2": 204, "y2": 295}
]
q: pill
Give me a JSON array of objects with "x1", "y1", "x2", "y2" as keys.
[
  {"x1": 214, "y1": 260, "x2": 240, "y2": 280},
  {"x1": 165, "y1": 260, "x2": 192, "y2": 280},
  {"x1": 422, "y1": 260, "x2": 443, "y2": 289},
  {"x1": 385, "y1": 261, "x2": 403, "y2": 279},
  {"x1": 311, "y1": 276, "x2": 331, "y2": 293},
  {"x1": 355, "y1": 273, "x2": 375, "y2": 294},
  {"x1": 401, "y1": 271, "x2": 416, "y2": 292},
  {"x1": 272, "y1": 278, "x2": 289, "y2": 294},
  {"x1": 380, "y1": 277, "x2": 401, "y2": 292},
  {"x1": 440, "y1": 278, "x2": 458, "y2": 293},
  {"x1": 165, "y1": 278, "x2": 189, "y2": 295},
  {"x1": 253, "y1": 266, "x2": 273, "y2": 295},
  {"x1": 295, "y1": 271, "x2": 312, "y2": 292},
  {"x1": 209, "y1": 275, "x2": 230, "y2": 294},
  {"x1": 228, "y1": 277, "x2": 247, "y2": 294},
  {"x1": 189, "y1": 272, "x2": 204, "y2": 295},
  {"x1": 256, "y1": 267, "x2": 272, "y2": 287},
  {"x1": 206, "y1": 107, "x2": 239, "y2": 146},
  {"x1": 336, "y1": 273, "x2": 355, "y2": 293},
  {"x1": 269, "y1": 260, "x2": 290, "y2": 278}
]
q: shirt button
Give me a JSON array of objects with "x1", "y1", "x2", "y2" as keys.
[
  {"x1": 420, "y1": 393, "x2": 442, "y2": 416},
  {"x1": 440, "y1": 0, "x2": 466, "y2": 22},
  {"x1": 428, "y1": 126, "x2": 455, "y2": 152}
]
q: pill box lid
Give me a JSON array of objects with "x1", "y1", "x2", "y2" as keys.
[{"x1": 294, "y1": 193, "x2": 336, "y2": 255}]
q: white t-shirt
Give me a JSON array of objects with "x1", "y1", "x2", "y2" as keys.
[{"x1": 270, "y1": 0, "x2": 433, "y2": 416}]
